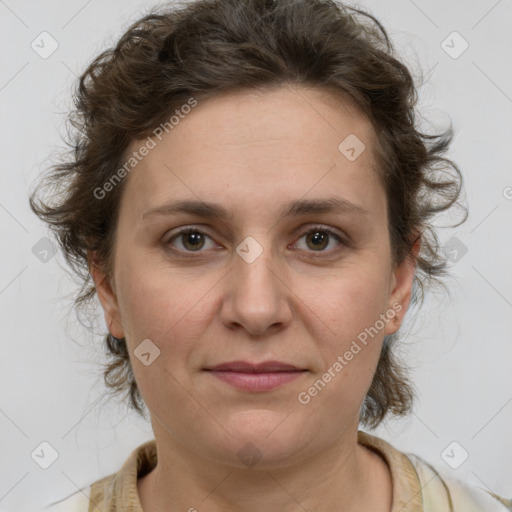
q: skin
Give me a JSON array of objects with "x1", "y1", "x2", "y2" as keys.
[{"x1": 90, "y1": 85, "x2": 420, "y2": 512}]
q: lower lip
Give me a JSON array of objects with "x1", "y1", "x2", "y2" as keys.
[{"x1": 205, "y1": 370, "x2": 306, "y2": 391}]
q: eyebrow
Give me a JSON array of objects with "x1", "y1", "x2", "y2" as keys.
[{"x1": 141, "y1": 197, "x2": 369, "y2": 223}]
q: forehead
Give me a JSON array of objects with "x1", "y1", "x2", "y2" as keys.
[{"x1": 120, "y1": 85, "x2": 383, "y2": 218}]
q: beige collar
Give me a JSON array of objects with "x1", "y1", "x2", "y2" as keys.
[{"x1": 89, "y1": 431, "x2": 423, "y2": 511}]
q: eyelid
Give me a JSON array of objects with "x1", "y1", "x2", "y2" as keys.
[
  {"x1": 164, "y1": 225, "x2": 220, "y2": 249},
  {"x1": 289, "y1": 224, "x2": 348, "y2": 255},
  {"x1": 164, "y1": 224, "x2": 213, "y2": 242},
  {"x1": 164, "y1": 223, "x2": 349, "y2": 255},
  {"x1": 292, "y1": 223, "x2": 347, "y2": 243}
]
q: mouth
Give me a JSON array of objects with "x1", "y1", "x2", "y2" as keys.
[{"x1": 203, "y1": 360, "x2": 308, "y2": 392}]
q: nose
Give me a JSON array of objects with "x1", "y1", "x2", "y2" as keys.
[{"x1": 220, "y1": 242, "x2": 293, "y2": 337}]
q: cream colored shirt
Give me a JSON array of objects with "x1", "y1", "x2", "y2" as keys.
[{"x1": 45, "y1": 431, "x2": 511, "y2": 511}]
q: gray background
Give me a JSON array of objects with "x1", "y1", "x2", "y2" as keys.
[{"x1": 0, "y1": 0, "x2": 511, "y2": 510}]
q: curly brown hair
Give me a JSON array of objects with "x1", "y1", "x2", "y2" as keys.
[{"x1": 28, "y1": 0, "x2": 466, "y2": 429}]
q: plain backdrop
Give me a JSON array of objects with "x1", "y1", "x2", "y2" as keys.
[{"x1": 1, "y1": 0, "x2": 511, "y2": 510}]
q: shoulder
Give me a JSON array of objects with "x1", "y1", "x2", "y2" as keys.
[
  {"x1": 408, "y1": 453, "x2": 512, "y2": 512},
  {"x1": 42, "y1": 439, "x2": 156, "y2": 511},
  {"x1": 43, "y1": 486, "x2": 91, "y2": 511},
  {"x1": 357, "y1": 430, "x2": 511, "y2": 512}
]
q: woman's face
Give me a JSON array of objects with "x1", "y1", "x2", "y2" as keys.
[{"x1": 92, "y1": 86, "x2": 417, "y2": 468}]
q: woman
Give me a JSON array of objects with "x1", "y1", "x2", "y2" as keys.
[{"x1": 31, "y1": 0, "x2": 510, "y2": 510}]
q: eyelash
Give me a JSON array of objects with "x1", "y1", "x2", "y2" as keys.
[{"x1": 164, "y1": 224, "x2": 348, "y2": 258}]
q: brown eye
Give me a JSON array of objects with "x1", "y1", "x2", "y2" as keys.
[
  {"x1": 166, "y1": 228, "x2": 217, "y2": 253},
  {"x1": 181, "y1": 231, "x2": 205, "y2": 251},
  {"x1": 293, "y1": 226, "x2": 345, "y2": 255},
  {"x1": 305, "y1": 231, "x2": 330, "y2": 251}
]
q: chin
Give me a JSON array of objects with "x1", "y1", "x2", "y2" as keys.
[{"x1": 210, "y1": 410, "x2": 311, "y2": 466}]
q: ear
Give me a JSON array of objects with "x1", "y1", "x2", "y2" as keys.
[
  {"x1": 88, "y1": 251, "x2": 125, "y2": 339},
  {"x1": 384, "y1": 232, "x2": 421, "y2": 335}
]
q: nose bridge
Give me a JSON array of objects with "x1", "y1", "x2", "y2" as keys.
[
  {"x1": 234, "y1": 235, "x2": 280, "y2": 301},
  {"x1": 223, "y1": 235, "x2": 291, "y2": 334}
]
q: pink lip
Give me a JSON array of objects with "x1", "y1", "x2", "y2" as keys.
[
  {"x1": 205, "y1": 360, "x2": 302, "y2": 372},
  {"x1": 203, "y1": 360, "x2": 307, "y2": 392},
  {"x1": 205, "y1": 370, "x2": 306, "y2": 391}
]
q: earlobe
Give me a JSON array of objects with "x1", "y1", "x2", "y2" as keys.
[
  {"x1": 384, "y1": 233, "x2": 421, "y2": 335},
  {"x1": 88, "y1": 252, "x2": 125, "y2": 339}
]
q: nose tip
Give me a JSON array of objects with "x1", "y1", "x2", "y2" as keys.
[{"x1": 220, "y1": 246, "x2": 292, "y2": 336}]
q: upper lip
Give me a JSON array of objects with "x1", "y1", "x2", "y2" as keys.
[{"x1": 204, "y1": 360, "x2": 304, "y2": 372}]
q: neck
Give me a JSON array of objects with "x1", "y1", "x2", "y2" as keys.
[{"x1": 138, "y1": 424, "x2": 392, "y2": 512}]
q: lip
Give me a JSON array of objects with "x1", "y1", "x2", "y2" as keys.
[
  {"x1": 203, "y1": 360, "x2": 308, "y2": 392},
  {"x1": 205, "y1": 360, "x2": 303, "y2": 372}
]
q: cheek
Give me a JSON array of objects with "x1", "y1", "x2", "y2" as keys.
[
  {"x1": 297, "y1": 271, "x2": 389, "y2": 422},
  {"x1": 299, "y1": 262, "x2": 391, "y2": 397},
  {"x1": 115, "y1": 255, "x2": 219, "y2": 356},
  {"x1": 115, "y1": 261, "x2": 218, "y2": 413},
  {"x1": 308, "y1": 263, "x2": 392, "y2": 341}
]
